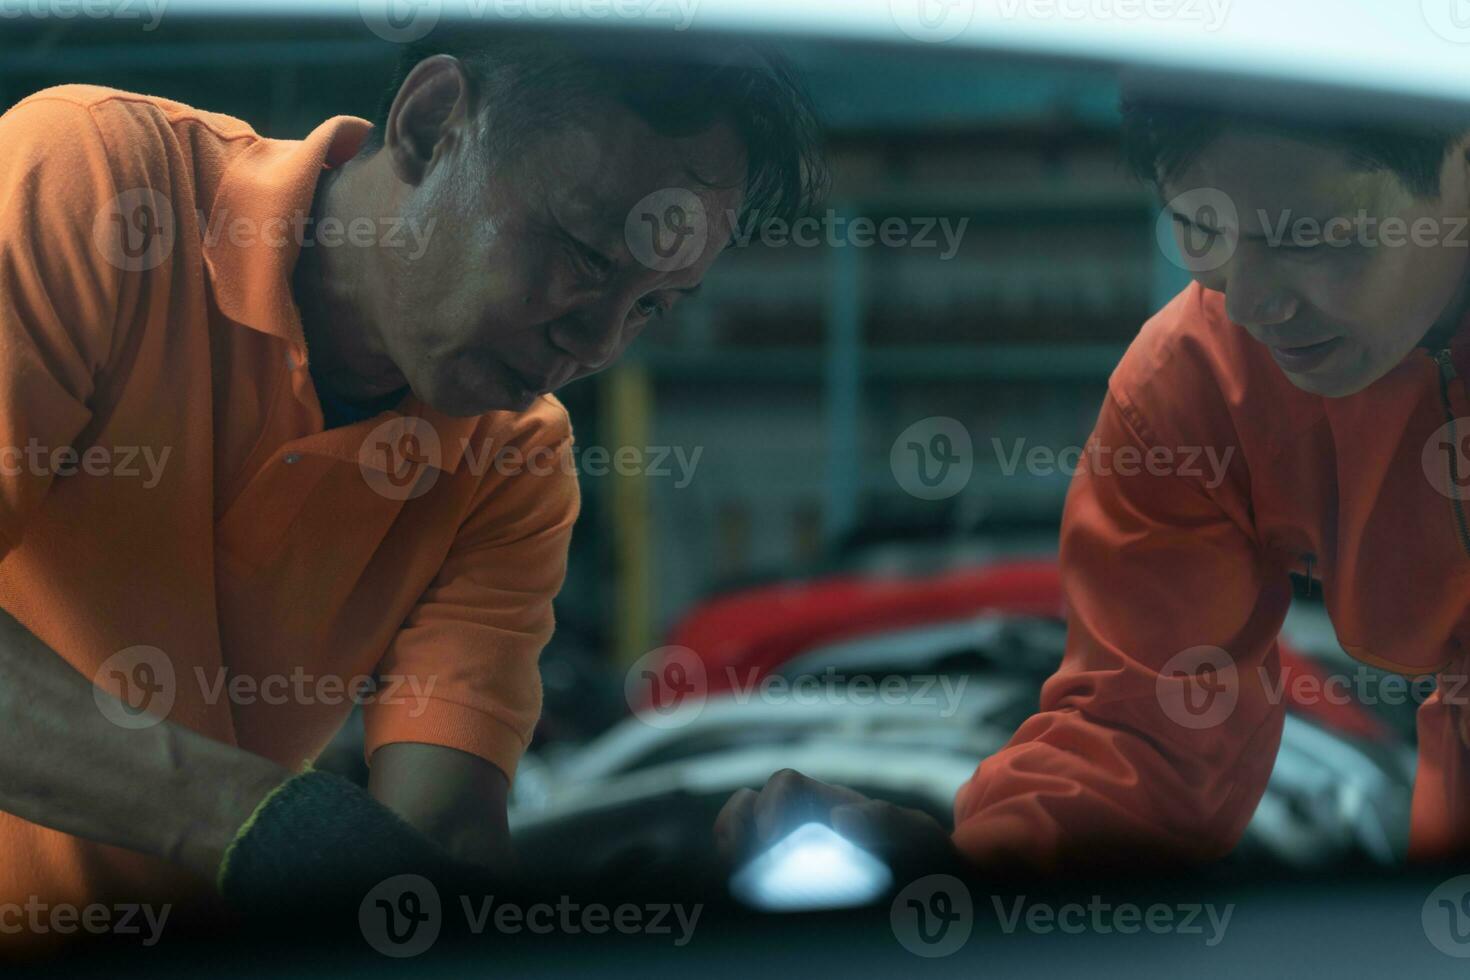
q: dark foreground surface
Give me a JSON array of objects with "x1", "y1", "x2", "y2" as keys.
[{"x1": 12, "y1": 861, "x2": 1470, "y2": 978}]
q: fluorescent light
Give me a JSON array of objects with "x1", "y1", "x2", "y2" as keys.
[{"x1": 166, "y1": 0, "x2": 1470, "y2": 108}]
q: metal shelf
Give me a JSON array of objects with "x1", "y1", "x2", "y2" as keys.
[{"x1": 633, "y1": 344, "x2": 1126, "y2": 381}]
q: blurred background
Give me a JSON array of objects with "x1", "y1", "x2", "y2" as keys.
[{"x1": 2, "y1": 4, "x2": 1455, "y2": 904}]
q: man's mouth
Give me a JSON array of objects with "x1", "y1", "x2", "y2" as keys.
[
  {"x1": 1267, "y1": 336, "x2": 1344, "y2": 373},
  {"x1": 503, "y1": 363, "x2": 561, "y2": 399}
]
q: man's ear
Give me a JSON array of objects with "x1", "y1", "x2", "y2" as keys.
[
  {"x1": 1430, "y1": 133, "x2": 1470, "y2": 211},
  {"x1": 384, "y1": 54, "x2": 474, "y2": 187}
]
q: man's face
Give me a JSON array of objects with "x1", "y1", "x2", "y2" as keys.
[
  {"x1": 379, "y1": 97, "x2": 746, "y2": 417},
  {"x1": 1163, "y1": 129, "x2": 1470, "y2": 397}
]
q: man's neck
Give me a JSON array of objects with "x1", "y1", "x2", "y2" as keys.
[
  {"x1": 291, "y1": 162, "x2": 409, "y2": 406},
  {"x1": 1420, "y1": 264, "x2": 1470, "y2": 351}
]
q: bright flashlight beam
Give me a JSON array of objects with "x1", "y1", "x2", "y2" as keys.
[{"x1": 730, "y1": 821, "x2": 894, "y2": 913}]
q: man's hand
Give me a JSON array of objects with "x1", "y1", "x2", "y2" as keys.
[{"x1": 715, "y1": 769, "x2": 957, "y2": 872}]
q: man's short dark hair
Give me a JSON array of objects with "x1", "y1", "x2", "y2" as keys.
[
  {"x1": 360, "y1": 27, "x2": 827, "y2": 227},
  {"x1": 1119, "y1": 94, "x2": 1465, "y2": 198}
]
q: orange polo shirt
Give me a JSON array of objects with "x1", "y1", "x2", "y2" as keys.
[
  {"x1": 0, "y1": 86, "x2": 579, "y2": 910},
  {"x1": 954, "y1": 280, "x2": 1470, "y2": 869}
]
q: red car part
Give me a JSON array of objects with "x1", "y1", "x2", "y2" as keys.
[{"x1": 653, "y1": 560, "x2": 1390, "y2": 743}]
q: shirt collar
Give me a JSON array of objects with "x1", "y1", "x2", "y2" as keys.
[
  {"x1": 202, "y1": 114, "x2": 371, "y2": 349},
  {"x1": 202, "y1": 116, "x2": 486, "y2": 473}
]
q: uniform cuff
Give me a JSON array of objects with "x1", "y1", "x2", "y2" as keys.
[{"x1": 363, "y1": 695, "x2": 529, "y2": 782}]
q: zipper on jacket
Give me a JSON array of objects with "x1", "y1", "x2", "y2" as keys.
[{"x1": 1434, "y1": 348, "x2": 1470, "y2": 559}]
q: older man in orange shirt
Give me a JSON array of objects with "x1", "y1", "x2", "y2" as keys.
[{"x1": 0, "y1": 30, "x2": 822, "y2": 924}]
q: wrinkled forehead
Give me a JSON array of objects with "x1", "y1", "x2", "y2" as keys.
[
  {"x1": 1161, "y1": 128, "x2": 1416, "y2": 234},
  {"x1": 518, "y1": 103, "x2": 747, "y2": 241}
]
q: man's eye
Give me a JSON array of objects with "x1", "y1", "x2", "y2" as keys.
[
  {"x1": 633, "y1": 295, "x2": 670, "y2": 320},
  {"x1": 567, "y1": 238, "x2": 612, "y2": 280},
  {"x1": 1174, "y1": 217, "x2": 1222, "y2": 240}
]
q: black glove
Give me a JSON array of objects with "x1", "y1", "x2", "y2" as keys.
[{"x1": 216, "y1": 766, "x2": 474, "y2": 926}]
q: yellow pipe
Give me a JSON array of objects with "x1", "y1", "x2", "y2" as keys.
[{"x1": 602, "y1": 362, "x2": 654, "y2": 667}]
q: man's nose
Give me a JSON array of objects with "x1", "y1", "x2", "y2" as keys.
[
  {"x1": 550, "y1": 307, "x2": 625, "y2": 372},
  {"x1": 1226, "y1": 287, "x2": 1298, "y2": 330},
  {"x1": 1221, "y1": 254, "x2": 1299, "y2": 329}
]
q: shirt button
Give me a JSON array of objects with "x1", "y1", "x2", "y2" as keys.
[{"x1": 283, "y1": 453, "x2": 301, "y2": 465}]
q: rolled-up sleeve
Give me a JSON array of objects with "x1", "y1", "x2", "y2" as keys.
[
  {"x1": 362, "y1": 403, "x2": 581, "y2": 780},
  {"x1": 952, "y1": 388, "x2": 1291, "y2": 871}
]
